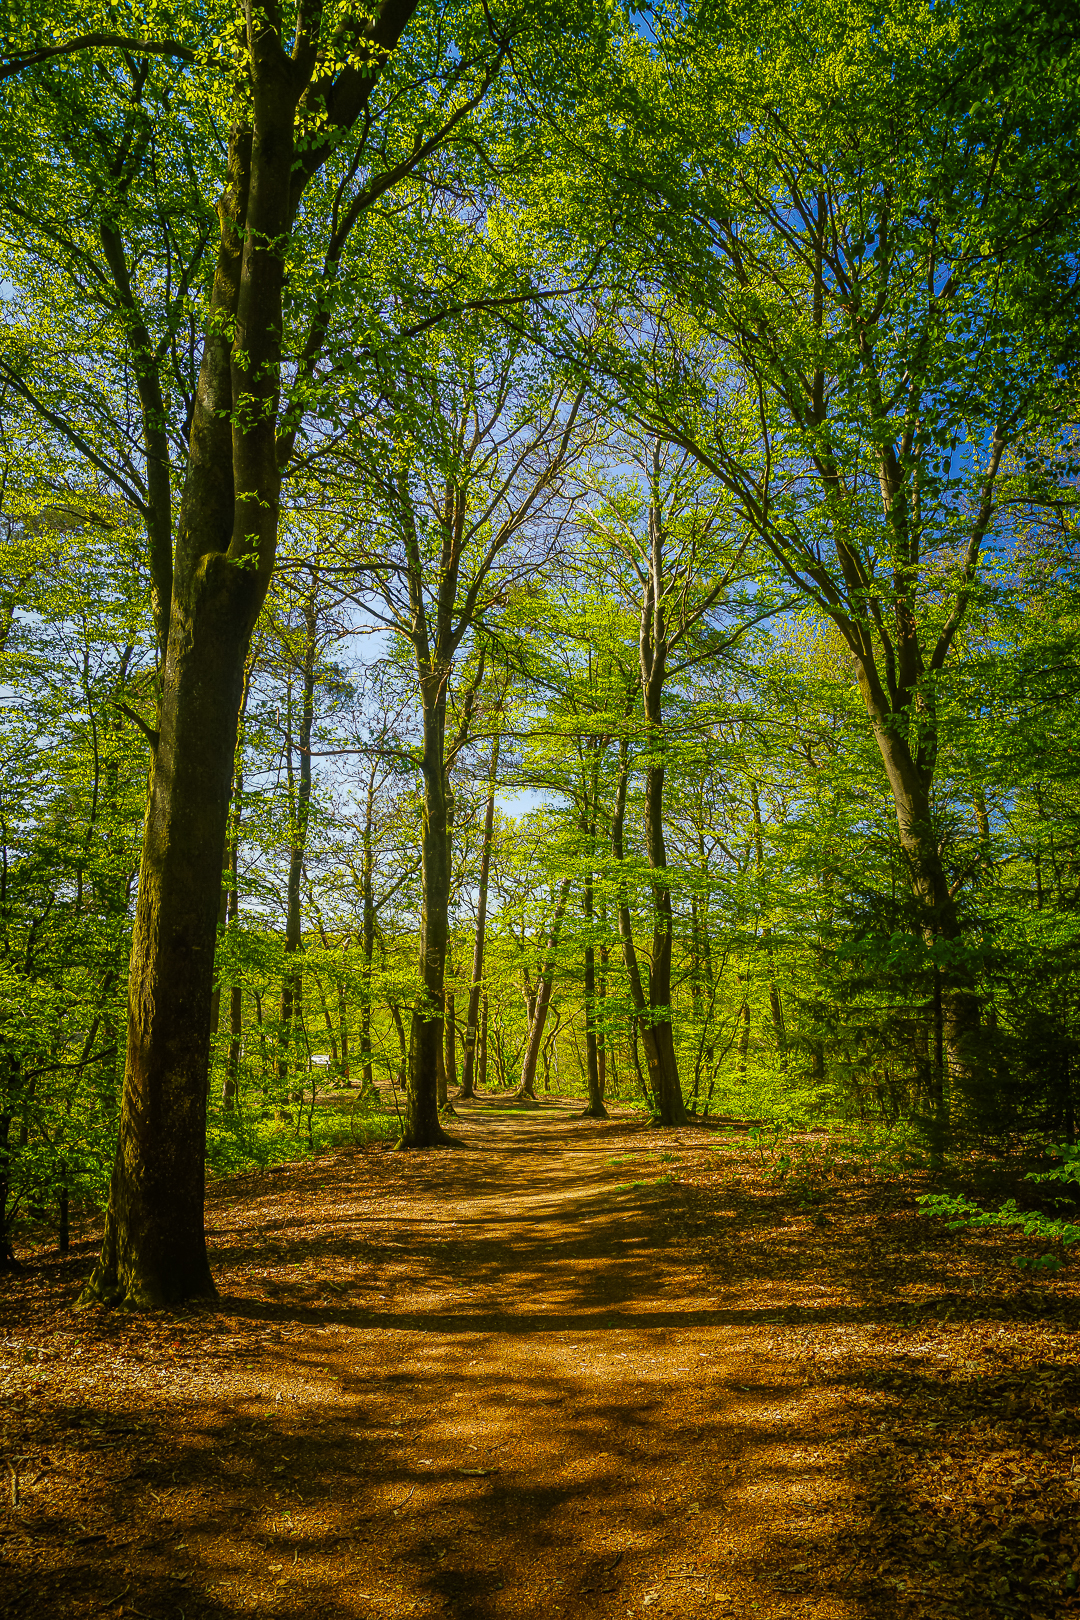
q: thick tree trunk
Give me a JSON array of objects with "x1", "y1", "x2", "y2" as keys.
[
  {"x1": 517, "y1": 877, "x2": 572, "y2": 1100},
  {"x1": 867, "y1": 709, "x2": 983, "y2": 1122},
  {"x1": 460, "y1": 732, "x2": 499, "y2": 1099},
  {"x1": 81, "y1": 601, "x2": 254, "y2": 1306}
]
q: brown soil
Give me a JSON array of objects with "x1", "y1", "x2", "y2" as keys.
[{"x1": 2, "y1": 1097, "x2": 1080, "y2": 1620}]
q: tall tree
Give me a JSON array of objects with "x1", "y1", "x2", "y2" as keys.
[
  {"x1": 348, "y1": 322, "x2": 586, "y2": 1144},
  {"x1": 558, "y1": 0, "x2": 1080, "y2": 1130}
]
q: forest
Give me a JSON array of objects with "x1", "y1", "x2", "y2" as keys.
[
  {"x1": 2, "y1": 3, "x2": 1080, "y2": 1618},
  {"x1": 1, "y1": 0, "x2": 1078, "y2": 1293}
]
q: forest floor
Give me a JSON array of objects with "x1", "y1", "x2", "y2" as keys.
[{"x1": 2, "y1": 1095, "x2": 1080, "y2": 1620}]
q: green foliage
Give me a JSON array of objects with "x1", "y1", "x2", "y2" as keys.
[{"x1": 919, "y1": 1146, "x2": 1080, "y2": 1272}]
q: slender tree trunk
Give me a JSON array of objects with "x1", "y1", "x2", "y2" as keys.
[
  {"x1": 223, "y1": 683, "x2": 248, "y2": 1112},
  {"x1": 314, "y1": 971, "x2": 341, "y2": 1073},
  {"x1": 444, "y1": 989, "x2": 458, "y2": 1095},
  {"x1": 628, "y1": 472, "x2": 687, "y2": 1125},
  {"x1": 517, "y1": 877, "x2": 572, "y2": 1100},
  {"x1": 225, "y1": 983, "x2": 243, "y2": 1111},
  {"x1": 478, "y1": 994, "x2": 489, "y2": 1091},
  {"x1": 461, "y1": 730, "x2": 500, "y2": 1099},
  {"x1": 278, "y1": 595, "x2": 318, "y2": 1087},
  {"x1": 360, "y1": 763, "x2": 378, "y2": 1093},
  {"x1": 0, "y1": 1074, "x2": 17, "y2": 1269},
  {"x1": 737, "y1": 994, "x2": 750, "y2": 1077},
  {"x1": 581, "y1": 876, "x2": 607, "y2": 1119},
  {"x1": 750, "y1": 783, "x2": 786, "y2": 1059},
  {"x1": 222, "y1": 801, "x2": 243, "y2": 1112},
  {"x1": 598, "y1": 938, "x2": 609, "y2": 1100},
  {"x1": 583, "y1": 941, "x2": 607, "y2": 1118},
  {"x1": 402, "y1": 685, "x2": 455, "y2": 1147},
  {"x1": 338, "y1": 978, "x2": 353, "y2": 1090}
]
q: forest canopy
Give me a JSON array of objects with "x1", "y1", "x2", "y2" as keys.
[{"x1": 0, "y1": 0, "x2": 1077, "y2": 1304}]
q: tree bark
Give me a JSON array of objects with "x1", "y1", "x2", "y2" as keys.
[
  {"x1": 581, "y1": 880, "x2": 608, "y2": 1119},
  {"x1": 222, "y1": 661, "x2": 250, "y2": 1112},
  {"x1": 612, "y1": 722, "x2": 688, "y2": 1126},
  {"x1": 278, "y1": 591, "x2": 318, "y2": 1086},
  {"x1": 81, "y1": 598, "x2": 256, "y2": 1305},
  {"x1": 401, "y1": 681, "x2": 455, "y2": 1145},
  {"x1": 444, "y1": 989, "x2": 458, "y2": 1094},
  {"x1": 478, "y1": 994, "x2": 489, "y2": 1091},
  {"x1": 460, "y1": 729, "x2": 500, "y2": 1099},
  {"x1": 865, "y1": 703, "x2": 983, "y2": 1117},
  {"x1": 645, "y1": 474, "x2": 689, "y2": 1121},
  {"x1": 517, "y1": 878, "x2": 572, "y2": 1100}
]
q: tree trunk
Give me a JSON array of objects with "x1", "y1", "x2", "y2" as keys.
[
  {"x1": 444, "y1": 989, "x2": 458, "y2": 1095},
  {"x1": 360, "y1": 761, "x2": 378, "y2": 1093},
  {"x1": 737, "y1": 983, "x2": 750, "y2": 1077},
  {"x1": 478, "y1": 994, "x2": 489, "y2": 1091},
  {"x1": 460, "y1": 730, "x2": 500, "y2": 1099},
  {"x1": 278, "y1": 594, "x2": 318, "y2": 1087},
  {"x1": 598, "y1": 939, "x2": 609, "y2": 1100},
  {"x1": 225, "y1": 983, "x2": 243, "y2": 1112},
  {"x1": 401, "y1": 686, "x2": 456, "y2": 1147},
  {"x1": 611, "y1": 734, "x2": 688, "y2": 1126},
  {"x1": 517, "y1": 877, "x2": 572, "y2": 1100},
  {"x1": 750, "y1": 783, "x2": 786, "y2": 1059},
  {"x1": 867, "y1": 710, "x2": 982, "y2": 1125},
  {"x1": 581, "y1": 876, "x2": 608, "y2": 1119},
  {"x1": 222, "y1": 798, "x2": 243, "y2": 1112},
  {"x1": 624, "y1": 472, "x2": 688, "y2": 1126},
  {"x1": 222, "y1": 679, "x2": 248, "y2": 1112},
  {"x1": 80, "y1": 603, "x2": 255, "y2": 1305},
  {"x1": 339, "y1": 978, "x2": 353, "y2": 1091}
]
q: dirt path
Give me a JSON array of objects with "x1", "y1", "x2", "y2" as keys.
[{"x1": 3, "y1": 1099, "x2": 1079, "y2": 1620}]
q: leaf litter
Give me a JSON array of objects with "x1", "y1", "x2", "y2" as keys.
[{"x1": 0, "y1": 1095, "x2": 1077, "y2": 1619}]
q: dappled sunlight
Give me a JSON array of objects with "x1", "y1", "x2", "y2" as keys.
[{"x1": 8, "y1": 1099, "x2": 1078, "y2": 1618}]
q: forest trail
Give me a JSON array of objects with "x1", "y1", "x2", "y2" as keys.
[{"x1": 4, "y1": 1097, "x2": 1080, "y2": 1620}]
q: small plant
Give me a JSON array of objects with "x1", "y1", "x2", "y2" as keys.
[{"x1": 919, "y1": 1145, "x2": 1080, "y2": 1273}]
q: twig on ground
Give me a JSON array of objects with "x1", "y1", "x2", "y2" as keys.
[{"x1": 94, "y1": 1587, "x2": 130, "y2": 1612}]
